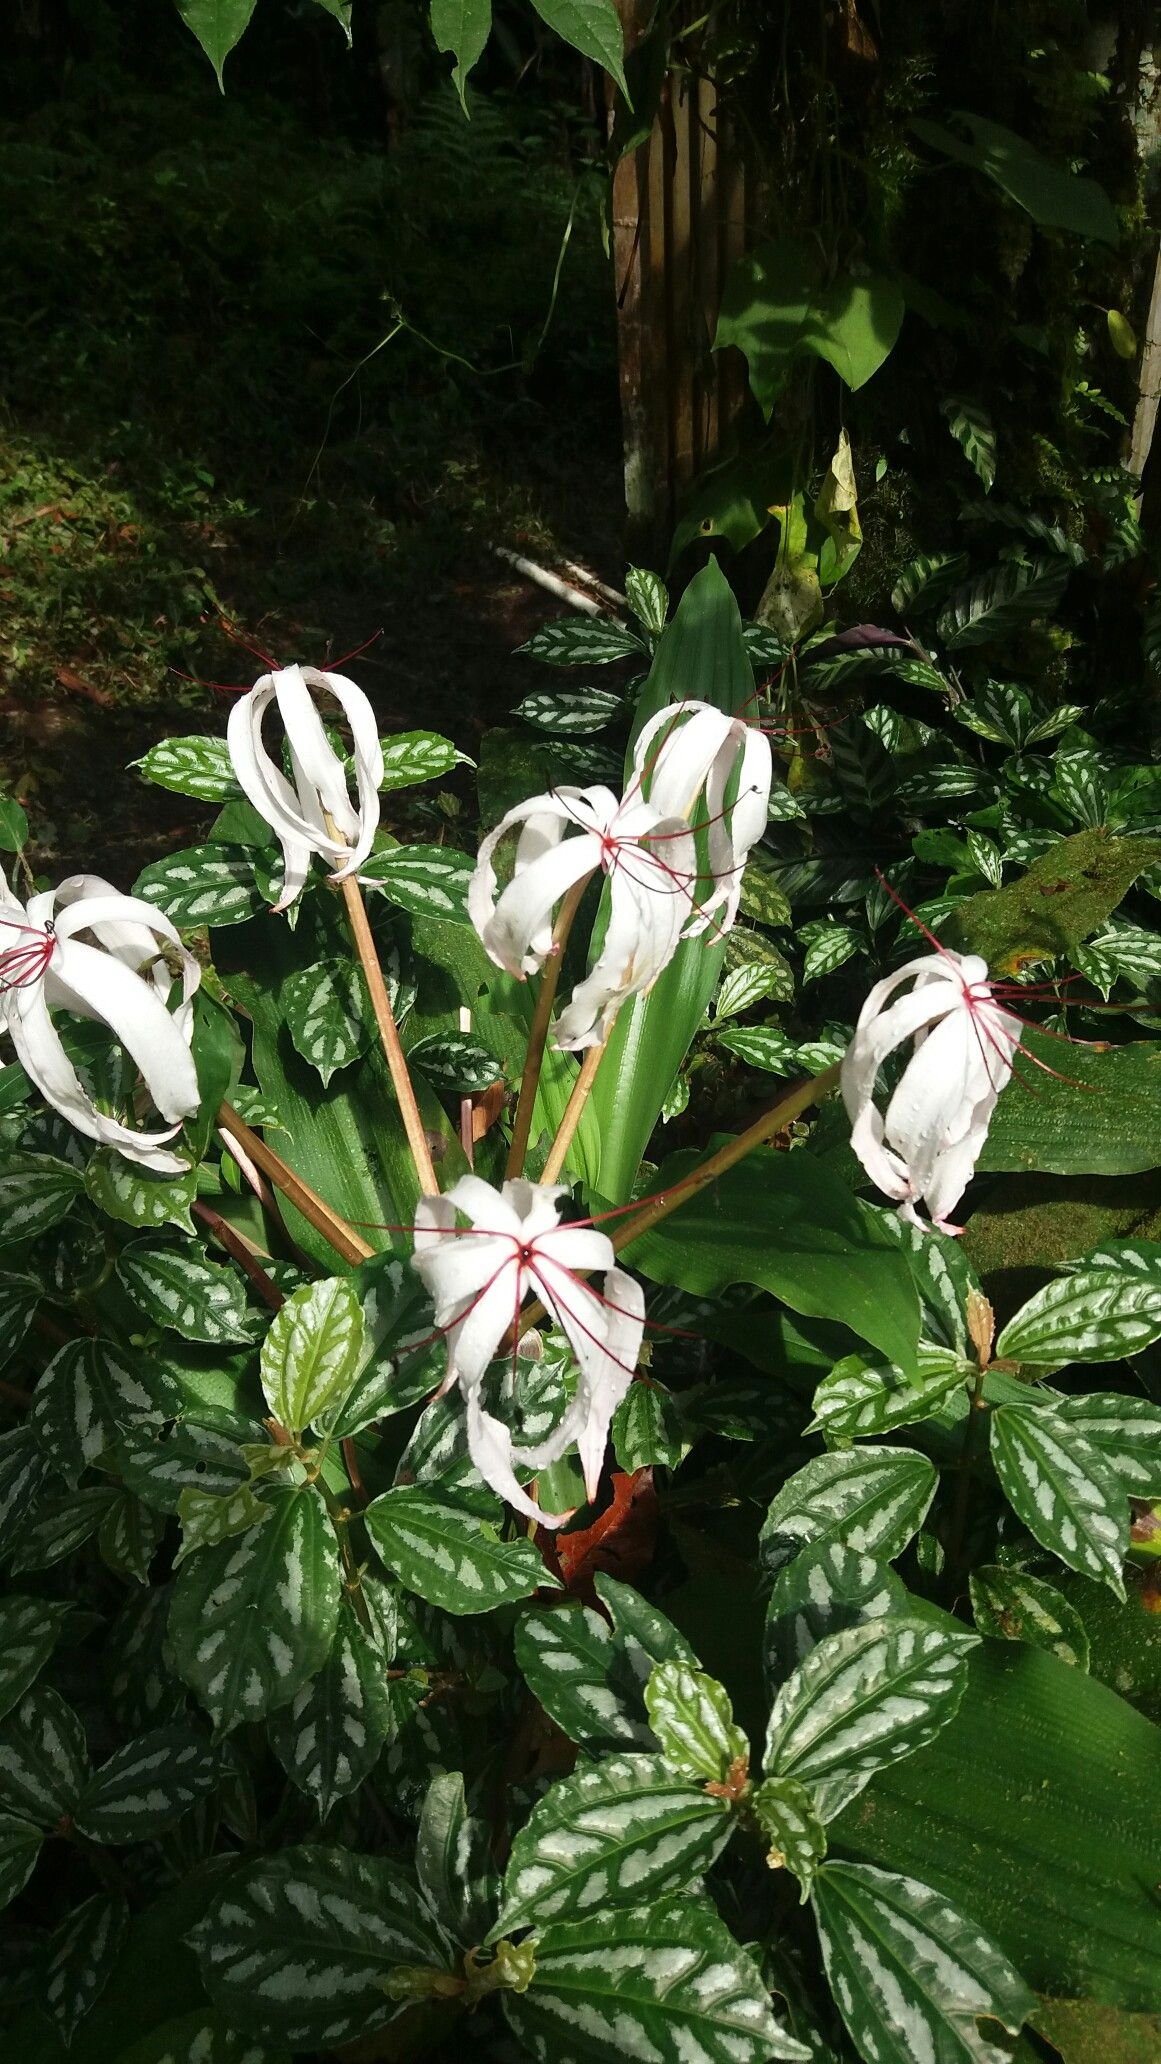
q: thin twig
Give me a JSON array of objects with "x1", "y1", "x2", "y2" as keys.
[
  {"x1": 217, "y1": 1104, "x2": 373, "y2": 1265},
  {"x1": 506, "y1": 876, "x2": 592, "y2": 1180},
  {"x1": 610, "y1": 1063, "x2": 842, "y2": 1254},
  {"x1": 336, "y1": 871, "x2": 439, "y2": 1197},
  {"x1": 193, "y1": 1201, "x2": 286, "y2": 1311}
]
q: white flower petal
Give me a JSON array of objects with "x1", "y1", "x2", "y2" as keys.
[
  {"x1": 553, "y1": 824, "x2": 693, "y2": 1049},
  {"x1": 465, "y1": 1392, "x2": 572, "y2": 1528},
  {"x1": 5, "y1": 979, "x2": 189, "y2": 1172},
  {"x1": 225, "y1": 664, "x2": 381, "y2": 910}
]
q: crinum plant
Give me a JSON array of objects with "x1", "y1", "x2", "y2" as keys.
[{"x1": 2, "y1": 563, "x2": 1161, "y2": 2064}]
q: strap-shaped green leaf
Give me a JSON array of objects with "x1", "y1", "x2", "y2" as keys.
[
  {"x1": 645, "y1": 1662, "x2": 748, "y2": 1784},
  {"x1": 989, "y1": 1402, "x2": 1127, "y2": 1598},
  {"x1": 260, "y1": 1277, "x2": 365, "y2": 1437},
  {"x1": 267, "y1": 1603, "x2": 394, "y2": 1817},
  {"x1": 503, "y1": 1895, "x2": 809, "y2": 2062},
  {"x1": 765, "y1": 1619, "x2": 977, "y2": 1809},
  {"x1": 493, "y1": 1754, "x2": 732, "y2": 1938},
  {"x1": 75, "y1": 1725, "x2": 218, "y2": 1844},
  {"x1": 364, "y1": 1485, "x2": 552, "y2": 1615},
  {"x1": 812, "y1": 1861, "x2": 1033, "y2": 2064},
  {"x1": 191, "y1": 1845, "x2": 452, "y2": 2049},
  {"x1": 168, "y1": 1484, "x2": 342, "y2": 1732}
]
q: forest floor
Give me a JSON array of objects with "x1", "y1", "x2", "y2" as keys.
[{"x1": 0, "y1": 51, "x2": 622, "y2": 879}]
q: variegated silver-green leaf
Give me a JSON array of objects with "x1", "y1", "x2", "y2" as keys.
[
  {"x1": 812, "y1": 1862, "x2": 1034, "y2": 2064},
  {"x1": 765, "y1": 1543, "x2": 912, "y2": 1683},
  {"x1": 98, "y1": 1488, "x2": 164, "y2": 1584},
  {"x1": 260, "y1": 1276, "x2": 365, "y2": 1437},
  {"x1": 644, "y1": 1662, "x2": 748, "y2": 1784},
  {"x1": 808, "y1": 1346, "x2": 968, "y2": 1443},
  {"x1": 626, "y1": 566, "x2": 668, "y2": 636},
  {"x1": 995, "y1": 1268, "x2": 1161, "y2": 1367},
  {"x1": 494, "y1": 1755, "x2": 732, "y2": 1939},
  {"x1": 134, "y1": 844, "x2": 266, "y2": 929},
  {"x1": 989, "y1": 1402, "x2": 1127, "y2": 1598},
  {"x1": 7, "y1": 1484, "x2": 119, "y2": 1573},
  {"x1": 0, "y1": 1150, "x2": 82, "y2": 1245},
  {"x1": 105, "y1": 1586, "x2": 185, "y2": 1734},
  {"x1": 761, "y1": 1450, "x2": 938, "y2": 1578},
  {"x1": 43, "y1": 1890, "x2": 128, "y2": 2046},
  {"x1": 518, "y1": 617, "x2": 645, "y2": 666},
  {"x1": 84, "y1": 1149, "x2": 197, "y2": 1232},
  {"x1": 0, "y1": 1272, "x2": 39, "y2": 1371},
  {"x1": 751, "y1": 1775, "x2": 826, "y2": 1900},
  {"x1": 119, "y1": 1416, "x2": 250, "y2": 1514},
  {"x1": 714, "y1": 962, "x2": 786, "y2": 1020},
  {"x1": 75, "y1": 1724, "x2": 219, "y2": 1843},
  {"x1": 0, "y1": 1810, "x2": 42, "y2": 1914},
  {"x1": 406, "y1": 1030, "x2": 505, "y2": 1093},
  {"x1": 282, "y1": 960, "x2": 373, "y2": 1086},
  {"x1": 117, "y1": 1240, "x2": 259, "y2": 1345},
  {"x1": 175, "y1": 1482, "x2": 274, "y2": 1566},
  {"x1": 0, "y1": 1684, "x2": 89, "y2": 1825},
  {"x1": 268, "y1": 1602, "x2": 394, "y2": 1816},
  {"x1": 132, "y1": 735, "x2": 240, "y2": 801},
  {"x1": 415, "y1": 1770, "x2": 500, "y2": 1947},
  {"x1": 0, "y1": 1595, "x2": 71, "y2": 1721},
  {"x1": 765, "y1": 1619, "x2": 977, "y2": 1811},
  {"x1": 191, "y1": 1845, "x2": 452, "y2": 2049},
  {"x1": 514, "y1": 686, "x2": 624, "y2": 733},
  {"x1": 715, "y1": 1024, "x2": 802, "y2": 1075},
  {"x1": 612, "y1": 1381, "x2": 685, "y2": 1472},
  {"x1": 1054, "y1": 1391, "x2": 1161, "y2": 1495},
  {"x1": 515, "y1": 1575, "x2": 697, "y2": 1751},
  {"x1": 800, "y1": 920, "x2": 861, "y2": 983},
  {"x1": 31, "y1": 1338, "x2": 168, "y2": 1486},
  {"x1": 168, "y1": 1483, "x2": 342, "y2": 1732},
  {"x1": 110, "y1": 2011, "x2": 281, "y2": 2064},
  {"x1": 503, "y1": 1895, "x2": 810, "y2": 2063},
  {"x1": 360, "y1": 845, "x2": 473, "y2": 922},
  {"x1": 379, "y1": 729, "x2": 471, "y2": 790},
  {"x1": 968, "y1": 1564, "x2": 1090, "y2": 1669},
  {"x1": 364, "y1": 1485, "x2": 553, "y2": 1616}
]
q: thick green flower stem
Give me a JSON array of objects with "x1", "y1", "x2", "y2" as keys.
[
  {"x1": 542, "y1": 1031, "x2": 613, "y2": 1185},
  {"x1": 506, "y1": 874, "x2": 592, "y2": 1181},
  {"x1": 611, "y1": 1061, "x2": 843, "y2": 1256},
  {"x1": 217, "y1": 1103, "x2": 374, "y2": 1265},
  {"x1": 336, "y1": 868, "x2": 440, "y2": 1198}
]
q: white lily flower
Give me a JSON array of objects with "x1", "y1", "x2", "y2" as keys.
[
  {"x1": 0, "y1": 869, "x2": 202, "y2": 1172},
  {"x1": 226, "y1": 664, "x2": 384, "y2": 912},
  {"x1": 469, "y1": 785, "x2": 697, "y2": 1049},
  {"x1": 841, "y1": 949, "x2": 1020, "y2": 1233},
  {"x1": 411, "y1": 1174, "x2": 645, "y2": 1526},
  {"x1": 631, "y1": 699, "x2": 772, "y2": 933}
]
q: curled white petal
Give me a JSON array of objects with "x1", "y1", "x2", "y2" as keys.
[
  {"x1": 0, "y1": 875, "x2": 202, "y2": 1172},
  {"x1": 841, "y1": 948, "x2": 1020, "y2": 1231},
  {"x1": 631, "y1": 698, "x2": 772, "y2": 931},
  {"x1": 410, "y1": 1175, "x2": 645, "y2": 1523},
  {"x1": 226, "y1": 664, "x2": 383, "y2": 912}
]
